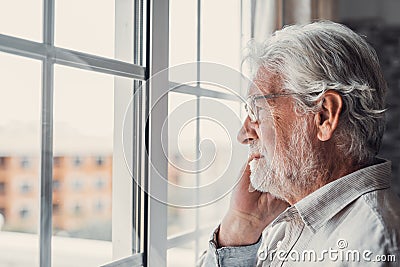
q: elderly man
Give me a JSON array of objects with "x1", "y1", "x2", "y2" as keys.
[{"x1": 199, "y1": 21, "x2": 400, "y2": 266}]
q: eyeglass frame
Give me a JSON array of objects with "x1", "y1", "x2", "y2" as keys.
[{"x1": 245, "y1": 93, "x2": 295, "y2": 123}]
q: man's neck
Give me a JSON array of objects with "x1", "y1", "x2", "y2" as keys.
[{"x1": 286, "y1": 158, "x2": 364, "y2": 205}]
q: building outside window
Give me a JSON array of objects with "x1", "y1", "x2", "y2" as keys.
[
  {"x1": 95, "y1": 156, "x2": 105, "y2": 166},
  {"x1": 71, "y1": 179, "x2": 84, "y2": 191},
  {"x1": 53, "y1": 156, "x2": 62, "y2": 167},
  {"x1": 20, "y1": 157, "x2": 30, "y2": 169},
  {"x1": 0, "y1": 157, "x2": 6, "y2": 167},
  {"x1": 19, "y1": 207, "x2": 30, "y2": 219},
  {"x1": 73, "y1": 203, "x2": 82, "y2": 215},
  {"x1": 52, "y1": 179, "x2": 61, "y2": 191},
  {"x1": 72, "y1": 156, "x2": 82, "y2": 167},
  {"x1": 52, "y1": 203, "x2": 60, "y2": 214},
  {"x1": 0, "y1": 182, "x2": 5, "y2": 195},
  {"x1": 94, "y1": 176, "x2": 106, "y2": 190},
  {"x1": 94, "y1": 199, "x2": 104, "y2": 213},
  {"x1": 20, "y1": 181, "x2": 32, "y2": 194}
]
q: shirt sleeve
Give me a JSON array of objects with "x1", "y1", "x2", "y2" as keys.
[{"x1": 197, "y1": 225, "x2": 262, "y2": 267}]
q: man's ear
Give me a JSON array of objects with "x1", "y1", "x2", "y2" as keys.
[{"x1": 314, "y1": 90, "x2": 342, "y2": 141}]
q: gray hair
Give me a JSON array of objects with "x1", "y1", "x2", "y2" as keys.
[{"x1": 247, "y1": 20, "x2": 387, "y2": 165}]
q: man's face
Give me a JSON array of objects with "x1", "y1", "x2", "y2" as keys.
[{"x1": 238, "y1": 68, "x2": 319, "y2": 201}]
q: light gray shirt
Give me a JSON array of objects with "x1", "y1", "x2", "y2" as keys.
[{"x1": 199, "y1": 159, "x2": 400, "y2": 266}]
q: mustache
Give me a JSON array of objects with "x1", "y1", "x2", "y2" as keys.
[
  {"x1": 248, "y1": 140, "x2": 263, "y2": 155},
  {"x1": 248, "y1": 140, "x2": 266, "y2": 156}
]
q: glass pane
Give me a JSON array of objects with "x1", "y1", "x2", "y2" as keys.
[
  {"x1": 0, "y1": 52, "x2": 42, "y2": 267},
  {"x1": 198, "y1": 97, "x2": 245, "y2": 188},
  {"x1": 201, "y1": 0, "x2": 241, "y2": 70},
  {"x1": 197, "y1": 0, "x2": 243, "y2": 94},
  {"x1": 197, "y1": 96, "x2": 245, "y2": 230},
  {"x1": 166, "y1": 94, "x2": 247, "y2": 264},
  {"x1": 55, "y1": 0, "x2": 135, "y2": 62},
  {"x1": 55, "y1": 0, "x2": 114, "y2": 58},
  {"x1": 0, "y1": 0, "x2": 43, "y2": 41},
  {"x1": 169, "y1": 0, "x2": 197, "y2": 69},
  {"x1": 168, "y1": 92, "x2": 197, "y2": 235},
  {"x1": 52, "y1": 65, "x2": 118, "y2": 267},
  {"x1": 167, "y1": 241, "x2": 195, "y2": 267},
  {"x1": 170, "y1": 96, "x2": 245, "y2": 205}
]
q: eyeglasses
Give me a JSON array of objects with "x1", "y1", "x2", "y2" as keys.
[{"x1": 245, "y1": 93, "x2": 294, "y2": 122}]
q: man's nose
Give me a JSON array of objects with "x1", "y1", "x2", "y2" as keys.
[{"x1": 237, "y1": 116, "x2": 258, "y2": 144}]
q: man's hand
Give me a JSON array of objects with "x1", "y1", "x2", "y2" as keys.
[{"x1": 218, "y1": 159, "x2": 289, "y2": 247}]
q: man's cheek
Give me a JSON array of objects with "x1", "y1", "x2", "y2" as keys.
[{"x1": 258, "y1": 126, "x2": 276, "y2": 158}]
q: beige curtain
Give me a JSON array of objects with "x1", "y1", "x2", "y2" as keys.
[{"x1": 249, "y1": 0, "x2": 338, "y2": 42}]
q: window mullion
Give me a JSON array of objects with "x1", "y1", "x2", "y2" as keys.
[
  {"x1": 194, "y1": 0, "x2": 202, "y2": 262},
  {"x1": 112, "y1": 0, "x2": 135, "y2": 261},
  {"x1": 40, "y1": 1, "x2": 55, "y2": 267},
  {"x1": 146, "y1": 0, "x2": 169, "y2": 266},
  {"x1": 132, "y1": 0, "x2": 145, "y2": 254}
]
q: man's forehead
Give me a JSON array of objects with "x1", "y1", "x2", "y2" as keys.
[{"x1": 247, "y1": 68, "x2": 283, "y2": 96}]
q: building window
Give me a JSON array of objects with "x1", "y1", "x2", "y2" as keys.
[
  {"x1": 20, "y1": 157, "x2": 30, "y2": 168},
  {"x1": 53, "y1": 156, "x2": 62, "y2": 167},
  {"x1": 53, "y1": 179, "x2": 61, "y2": 191},
  {"x1": 0, "y1": 182, "x2": 5, "y2": 195},
  {"x1": 20, "y1": 182, "x2": 32, "y2": 194},
  {"x1": 72, "y1": 179, "x2": 83, "y2": 191},
  {"x1": 73, "y1": 203, "x2": 82, "y2": 215},
  {"x1": 94, "y1": 200, "x2": 104, "y2": 212},
  {"x1": 95, "y1": 156, "x2": 105, "y2": 166},
  {"x1": 72, "y1": 156, "x2": 82, "y2": 167},
  {"x1": 53, "y1": 203, "x2": 60, "y2": 214},
  {"x1": 94, "y1": 177, "x2": 106, "y2": 189},
  {"x1": 0, "y1": 157, "x2": 6, "y2": 168},
  {"x1": 19, "y1": 207, "x2": 30, "y2": 219}
]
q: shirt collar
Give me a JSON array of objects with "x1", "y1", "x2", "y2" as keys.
[{"x1": 272, "y1": 159, "x2": 391, "y2": 233}]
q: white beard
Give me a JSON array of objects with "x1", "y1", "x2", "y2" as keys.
[
  {"x1": 248, "y1": 141, "x2": 273, "y2": 192},
  {"x1": 249, "y1": 156, "x2": 271, "y2": 192},
  {"x1": 247, "y1": 117, "x2": 323, "y2": 201}
]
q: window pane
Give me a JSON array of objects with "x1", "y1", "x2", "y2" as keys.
[
  {"x1": 52, "y1": 65, "x2": 118, "y2": 267},
  {"x1": 0, "y1": 52, "x2": 41, "y2": 267},
  {"x1": 166, "y1": 92, "x2": 247, "y2": 264},
  {"x1": 55, "y1": 0, "x2": 114, "y2": 58},
  {"x1": 201, "y1": 0, "x2": 241, "y2": 70},
  {"x1": 166, "y1": 89, "x2": 247, "y2": 265},
  {"x1": 196, "y1": 97, "x2": 245, "y2": 241},
  {"x1": 169, "y1": 0, "x2": 197, "y2": 68},
  {"x1": 168, "y1": 92, "x2": 197, "y2": 235},
  {"x1": 0, "y1": 0, "x2": 43, "y2": 42},
  {"x1": 55, "y1": 0, "x2": 135, "y2": 63},
  {"x1": 198, "y1": 0, "x2": 244, "y2": 93}
]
